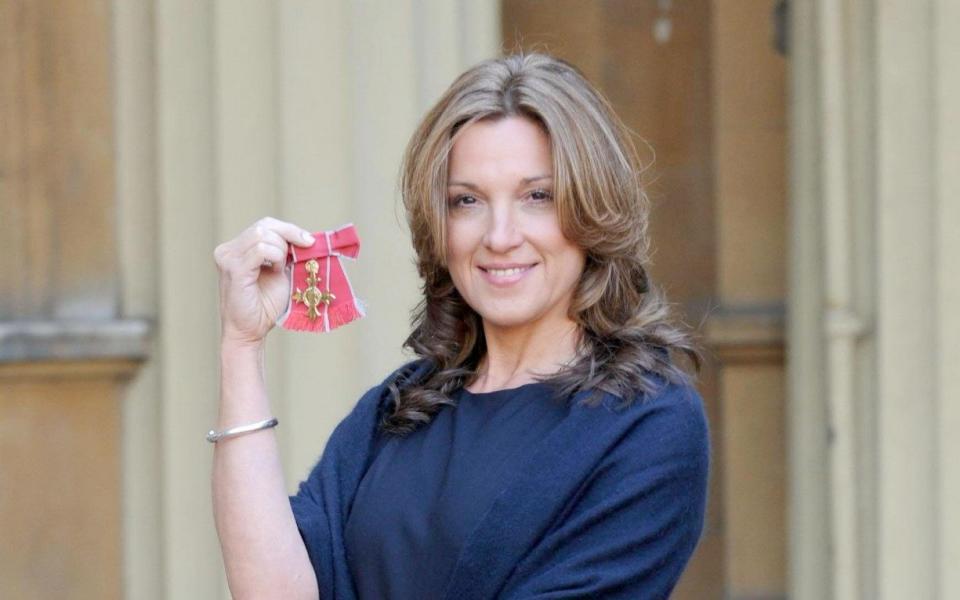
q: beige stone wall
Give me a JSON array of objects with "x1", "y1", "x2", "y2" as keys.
[
  {"x1": 789, "y1": 1, "x2": 960, "y2": 598},
  {"x1": 114, "y1": 1, "x2": 500, "y2": 597}
]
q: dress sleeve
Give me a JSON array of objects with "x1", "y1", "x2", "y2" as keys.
[
  {"x1": 288, "y1": 359, "x2": 430, "y2": 598},
  {"x1": 500, "y1": 389, "x2": 710, "y2": 600},
  {"x1": 287, "y1": 383, "x2": 381, "y2": 598}
]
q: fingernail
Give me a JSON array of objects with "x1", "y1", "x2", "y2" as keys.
[{"x1": 302, "y1": 232, "x2": 315, "y2": 244}]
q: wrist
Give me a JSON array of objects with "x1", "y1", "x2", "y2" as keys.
[
  {"x1": 220, "y1": 339, "x2": 265, "y2": 377},
  {"x1": 220, "y1": 332, "x2": 266, "y2": 353},
  {"x1": 218, "y1": 337, "x2": 270, "y2": 425}
]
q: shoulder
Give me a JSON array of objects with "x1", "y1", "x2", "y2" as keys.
[
  {"x1": 353, "y1": 357, "x2": 434, "y2": 413},
  {"x1": 322, "y1": 358, "x2": 434, "y2": 452},
  {"x1": 594, "y1": 379, "x2": 710, "y2": 475},
  {"x1": 383, "y1": 357, "x2": 435, "y2": 388},
  {"x1": 638, "y1": 379, "x2": 708, "y2": 441}
]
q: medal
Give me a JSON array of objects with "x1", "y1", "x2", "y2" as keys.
[{"x1": 277, "y1": 223, "x2": 366, "y2": 333}]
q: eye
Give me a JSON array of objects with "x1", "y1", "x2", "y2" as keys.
[
  {"x1": 448, "y1": 194, "x2": 478, "y2": 208},
  {"x1": 528, "y1": 188, "x2": 554, "y2": 203}
]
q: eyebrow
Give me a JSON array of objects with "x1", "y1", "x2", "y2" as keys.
[{"x1": 447, "y1": 174, "x2": 553, "y2": 190}]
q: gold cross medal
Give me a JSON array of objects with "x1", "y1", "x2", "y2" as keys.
[
  {"x1": 277, "y1": 224, "x2": 366, "y2": 333},
  {"x1": 292, "y1": 259, "x2": 336, "y2": 321}
]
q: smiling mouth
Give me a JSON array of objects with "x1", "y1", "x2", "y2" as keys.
[
  {"x1": 478, "y1": 263, "x2": 537, "y2": 283},
  {"x1": 483, "y1": 266, "x2": 532, "y2": 277}
]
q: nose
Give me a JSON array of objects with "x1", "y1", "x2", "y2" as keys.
[{"x1": 482, "y1": 201, "x2": 523, "y2": 254}]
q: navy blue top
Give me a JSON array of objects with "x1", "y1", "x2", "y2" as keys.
[
  {"x1": 344, "y1": 382, "x2": 568, "y2": 599},
  {"x1": 289, "y1": 360, "x2": 709, "y2": 600}
]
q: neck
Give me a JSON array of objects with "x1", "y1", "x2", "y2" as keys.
[{"x1": 468, "y1": 316, "x2": 581, "y2": 393}]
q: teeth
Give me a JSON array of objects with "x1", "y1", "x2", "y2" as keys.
[{"x1": 487, "y1": 267, "x2": 527, "y2": 277}]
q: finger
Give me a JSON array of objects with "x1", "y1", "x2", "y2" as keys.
[
  {"x1": 256, "y1": 227, "x2": 290, "y2": 255},
  {"x1": 243, "y1": 241, "x2": 287, "y2": 272},
  {"x1": 267, "y1": 243, "x2": 290, "y2": 273},
  {"x1": 236, "y1": 227, "x2": 289, "y2": 265},
  {"x1": 256, "y1": 216, "x2": 315, "y2": 248}
]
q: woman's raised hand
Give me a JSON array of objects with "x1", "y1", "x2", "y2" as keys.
[{"x1": 213, "y1": 217, "x2": 316, "y2": 346}]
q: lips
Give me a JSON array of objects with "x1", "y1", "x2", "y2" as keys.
[
  {"x1": 479, "y1": 262, "x2": 536, "y2": 273},
  {"x1": 485, "y1": 266, "x2": 530, "y2": 277},
  {"x1": 477, "y1": 263, "x2": 537, "y2": 286}
]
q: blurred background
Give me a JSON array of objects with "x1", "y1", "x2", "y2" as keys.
[{"x1": 1, "y1": 1, "x2": 957, "y2": 598}]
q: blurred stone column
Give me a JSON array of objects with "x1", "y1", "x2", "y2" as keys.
[{"x1": 789, "y1": 0, "x2": 960, "y2": 597}]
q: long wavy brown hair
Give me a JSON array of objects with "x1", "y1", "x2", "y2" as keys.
[{"x1": 381, "y1": 51, "x2": 701, "y2": 435}]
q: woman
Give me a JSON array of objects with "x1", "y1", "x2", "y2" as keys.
[{"x1": 212, "y1": 52, "x2": 709, "y2": 599}]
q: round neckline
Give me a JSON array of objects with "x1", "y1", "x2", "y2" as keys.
[{"x1": 459, "y1": 381, "x2": 551, "y2": 399}]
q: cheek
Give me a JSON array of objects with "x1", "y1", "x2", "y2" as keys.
[
  {"x1": 561, "y1": 252, "x2": 587, "y2": 289},
  {"x1": 551, "y1": 240, "x2": 587, "y2": 288},
  {"x1": 445, "y1": 221, "x2": 473, "y2": 277}
]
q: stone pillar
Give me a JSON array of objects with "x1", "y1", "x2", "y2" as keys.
[{"x1": 789, "y1": 0, "x2": 960, "y2": 597}]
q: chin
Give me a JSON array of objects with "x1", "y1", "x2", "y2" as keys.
[
  {"x1": 472, "y1": 304, "x2": 541, "y2": 329},
  {"x1": 477, "y1": 314, "x2": 529, "y2": 329}
]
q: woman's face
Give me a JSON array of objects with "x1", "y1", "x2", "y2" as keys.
[{"x1": 445, "y1": 116, "x2": 586, "y2": 331}]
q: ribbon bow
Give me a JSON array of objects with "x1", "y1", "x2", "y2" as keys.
[{"x1": 277, "y1": 223, "x2": 366, "y2": 333}]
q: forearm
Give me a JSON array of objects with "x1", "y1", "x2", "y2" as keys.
[{"x1": 212, "y1": 340, "x2": 318, "y2": 599}]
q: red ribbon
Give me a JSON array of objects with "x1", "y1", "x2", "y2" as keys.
[{"x1": 277, "y1": 223, "x2": 365, "y2": 333}]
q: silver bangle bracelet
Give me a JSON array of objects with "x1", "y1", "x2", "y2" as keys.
[{"x1": 206, "y1": 417, "x2": 279, "y2": 443}]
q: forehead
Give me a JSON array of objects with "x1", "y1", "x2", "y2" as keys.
[{"x1": 447, "y1": 116, "x2": 552, "y2": 181}]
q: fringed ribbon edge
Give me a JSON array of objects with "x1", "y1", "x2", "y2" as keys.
[{"x1": 281, "y1": 297, "x2": 367, "y2": 333}]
